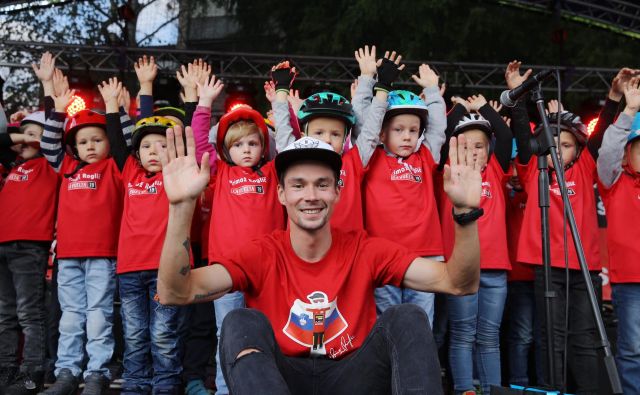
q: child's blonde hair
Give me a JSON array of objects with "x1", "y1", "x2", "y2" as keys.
[{"x1": 223, "y1": 121, "x2": 264, "y2": 149}]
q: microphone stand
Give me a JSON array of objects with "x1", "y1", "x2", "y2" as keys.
[{"x1": 528, "y1": 84, "x2": 621, "y2": 394}]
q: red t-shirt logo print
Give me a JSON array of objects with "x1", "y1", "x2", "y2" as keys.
[{"x1": 282, "y1": 291, "x2": 348, "y2": 356}]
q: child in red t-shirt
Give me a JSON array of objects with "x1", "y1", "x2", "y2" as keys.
[
  {"x1": 116, "y1": 116, "x2": 187, "y2": 395},
  {"x1": 191, "y1": 75, "x2": 285, "y2": 394},
  {"x1": 508, "y1": 61, "x2": 605, "y2": 393},
  {"x1": 268, "y1": 48, "x2": 384, "y2": 233},
  {"x1": 359, "y1": 55, "x2": 446, "y2": 327},
  {"x1": 438, "y1": 95, "x2": 512, "y2": 394},
  {"x1": 0, "y1": 107, "x2": 58, "y2": 395},
  {"x1": 596, "y1": 78, "x2": 640, "y2": 395},
  {"x1": 40, "y1": 77, "x2": 129, "y2": 395}
]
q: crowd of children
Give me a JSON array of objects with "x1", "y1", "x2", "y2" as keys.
[{"x1": 0, "y1": 46, "x2": 638, "y2": 395}]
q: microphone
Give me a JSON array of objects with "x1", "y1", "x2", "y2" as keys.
[{"x1": 500, "y1": 69, "x2": 554, "y2": 107}]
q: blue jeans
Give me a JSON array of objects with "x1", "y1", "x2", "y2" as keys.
[
  {"x1": 448, "y1": 270, "x2": 507, "y2": 394},
  {"x1": 213, "y1": 291, "x2": 244, "y2": 395},
  {"x1": 119, "y1": 271, "x2": 185, "y2": 394},
  {"x1": 612, "y1": 283, "x2": 640, "y2": 395},
  {"x1": 374, "y1": 256, "x2": 440, "y2": 326},
  {"x1": 506, "y1": 280, "x2": 537, "y2": 386},
  {"x1": 374, "y1": 286, "x2": 434, "y2": 326},
  {"x1": 55, "y1": 258, "x2": 116, "y2": 379}
]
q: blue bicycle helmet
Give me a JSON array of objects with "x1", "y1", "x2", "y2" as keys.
[
  {"x1": 628, "y1": 113, "x2": 640, "y2": 145},
  {"x1": 384, "y1": 90, "x2": 429, "y2": 134}
]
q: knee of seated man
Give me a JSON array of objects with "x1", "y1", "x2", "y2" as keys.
[
  {"x1": 236, "y1": 348, "x2": 261, "y2": 360},
  {"x1": 380, "y1": 303, "x2": 430, "y2": 331}
]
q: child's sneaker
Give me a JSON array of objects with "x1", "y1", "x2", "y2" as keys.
[
  {"x1": 79, "y1": 374, "x2": 108, "y2": 395},
  {"x1": 185, "y1": 380, "x2": 209, "y2": 395},
  {"x1": 37, "y1": 369, "x2": 78, "y2": 395},
  {"x1": 5, "y1": 371, "x2": 44, "y2": 395}
]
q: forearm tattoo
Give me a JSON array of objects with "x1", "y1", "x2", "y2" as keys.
[{"x1": 178, "y1": 238, "x2": 191, "y2": 276}]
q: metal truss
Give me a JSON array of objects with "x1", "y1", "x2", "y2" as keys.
[
  {"x1": 500, "y1": 0, "x2": 640, "y2": 38},
  {"x1": 0, "y1": 39, "x2": 620, "y2": 94}
]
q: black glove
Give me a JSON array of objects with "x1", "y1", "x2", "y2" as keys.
[
  {"x1": 271, "y1": 65, "x2": 297, "y2": 92},
  {"x1": 374, "y1": 58, "x2": 402, "y2": 92}
]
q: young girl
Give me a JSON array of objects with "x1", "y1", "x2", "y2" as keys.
[
  {"x1": 508, "y1": 61, "x2": 605, "y2": 393},
  {"x1": 192, "y1": 75, "x2": 285, "y2": 395},
  {"x1": 117, "y1": 116, "x2": 187, "y2": 395},
  {"x1": 596, "y1": 78, "x2": 640, "y2": 395},
  {"x1": 438, "y1": 94, "x2": 512, "y2": 395},
  {"x1": 39, "y1": 77, "x2": 128, "y2": 395},
  {"x1": 0, "y1": 110, "x2": 58, "y2": 395}
]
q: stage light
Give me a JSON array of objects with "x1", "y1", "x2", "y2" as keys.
[
  {"x1": 66, "y1": 95, "x2": 86, "y2": 117},
  {"x1": 587, "y1": 118, "x2": 599, "y2": 136}
]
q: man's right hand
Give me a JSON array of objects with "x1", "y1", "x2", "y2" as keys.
[{"x1": 158, "y1": 126, "x2": 210, "y2": 205}]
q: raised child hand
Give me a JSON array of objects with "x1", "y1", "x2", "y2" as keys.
[
  {"x1": 270, "y1": 61, "x2": 298, "y2": 92},
  {"x1": 411, "y1": 64, "x2": 439, "y2": 89},
  {"x1": 52, "y1": 88, "x2": 76, "y2": 113},
  {"x1": 32, "y1": 52, "x2": 55, "y2": 82},
  {"x1": 98, "y1": 77, "x2": 122, "y2": 113},
  {"x1": 264, "y1": 81, "x2": 277, "y2": 103},
  {"x1": 159, "y1": 126, "x2": 210, "y2": 204},
  {"x1": 623, "y1": 77, "x2": 640, "y2": 113},
  {"x1": 451, "y1": 96, "x2": 471, "y2": 112},
  {"x1": 375, "y1": 50, "x2": 405, "y2": 92},
  {"x1": 505, "y1": 60, "x2": 532, "y2": 90},
  {"x1": 52, "y1": 68, "x2": 69, "y2": 97},
  {"x1": 197, "y1": 75, "x2": 224, "y2": 107},
  {"x1": 118, "y1": 87, "x2": 131, "y2": 111},
  {"x1": 546, "y1": 99, "x2": 563, "y2": 114},
  {"x1": 134, "y1": 55, "x2": 158, "y2": 85},
  {"x1": 443, "y1": 135, "x2": 482, "y2": 211},
  {"x1": 467, "y1": 94, "x2": 487, "y2": 112},
  {"x1": 610, "y1": 68, "x2": 640, "y2": 101},
  {"x1": 354, "y1": 45, "x2": 377, "y2": 78},
  {"x1": 488, "y1": 100, "x2": 502, "y2": 114},
  {"x1": 288, "y1": 89, "x2": 304, "y2": 113}
]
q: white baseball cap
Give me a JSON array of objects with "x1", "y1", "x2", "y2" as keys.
[{"x1": 275, "y1": 137, "x2": 342, "y2": 179}]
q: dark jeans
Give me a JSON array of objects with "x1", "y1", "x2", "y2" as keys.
[
  {"x1": 534, "y1": 266, "x2": 602, "y2": 394},
  {"x1": 506, "y1": 280, "x2": 537, "y2": 386},
  {"x1": 182, "y1": 258, "x2": 217, "y2": 383},
  {"x1": 220, "y1": 304, "x2": 443, "y2": 395},
  {"x1": 119, "y1": 270, "x2": 185, "y2": 394},
  {"x1": 0, "y1": 241, "x2": 49, "y2": 372}
]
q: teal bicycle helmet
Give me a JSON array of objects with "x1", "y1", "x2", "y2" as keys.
[
  {"x1": 384, "y1": 90, "x2": 429, "y2": 134},
  {"x1": 297, "y1": 92, "x2": 356, "y2": 133}
]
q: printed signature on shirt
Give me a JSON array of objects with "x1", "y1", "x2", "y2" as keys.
[{"x1": 328, "y1": 333, "x2": 355, "y2": 359}]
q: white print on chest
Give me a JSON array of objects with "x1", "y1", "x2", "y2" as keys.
[
  {"x1": 550, "y1": 180, "x2": 576, "y2": 196},
  {"x1": 67, "y1": 172, "x2": 101, "y2": 191},
  {"x1": 128, "y1": 180, "x2": 163, "y2": 196},
  {"x1": 481, "y1": 181, "x2": 492, "y2": 198},
  {"x1": 390, "y1": 163, "x2": 423, "y2": 183},
  {"x1": 229, "y1": 176, "x2": 268, "y2": 196}
]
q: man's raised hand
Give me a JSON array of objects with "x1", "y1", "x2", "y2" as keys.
[
  {"x1": 158, "y1": 126, "x2": 210, "y2": 205},
  {"x1": 443, "y1": 135, "x2": 482, "y2": 212}
]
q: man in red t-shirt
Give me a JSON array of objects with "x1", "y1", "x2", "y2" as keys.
[{"x1": 156, "y1": 128, "x2": 483, "y2": 395}]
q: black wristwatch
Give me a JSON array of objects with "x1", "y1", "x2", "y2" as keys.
[{"x1": 452, "y1": 207, "x2": 484, "y2": 226}]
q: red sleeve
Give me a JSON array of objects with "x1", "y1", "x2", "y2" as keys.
[
  {"x1": 209, "y1": 238, "x2": 271, "y2": 293},
  {"x1": 364, "y1": 236, "x2": 419, "y2": 287}
]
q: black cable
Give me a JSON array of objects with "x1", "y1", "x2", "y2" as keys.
[{"x1": 555, "y1": 69, "x2": 570, "y2": 394}]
